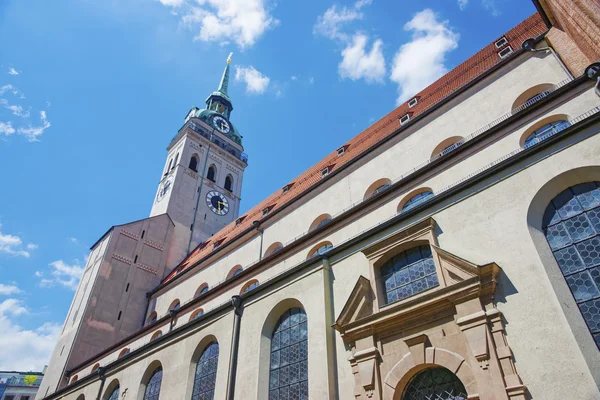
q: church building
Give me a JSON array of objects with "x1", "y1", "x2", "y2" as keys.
[{"x1": 37, "y1": 1, "x2": 600, "y2": 399}]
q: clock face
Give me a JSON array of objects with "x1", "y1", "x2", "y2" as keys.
[
  {"x1": 157, "y1": 177, "x2": 173, "y2": 202},
  {"x1": 205, "y1": 190, "x2": 229, "y2": 215},
  {"x1": 213, "y1": 115, "x2": 231, "y2": 134}
]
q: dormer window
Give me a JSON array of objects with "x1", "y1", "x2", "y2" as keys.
[
  {"x1": 498, "y1": 46, "x2": 513, "y2": 59},
  {"x1": 400, "y1": 114, "x2": 410, "y2": 125},
  {"x1": 282, "y1": 183, "x2": 294, "y2": 194},
  {"x1": 337, "y1": 146, "x2": 347, "y2": 156},
  {"x1": 235, "y1": 216, "x2": 246, "y2": 226},
  {"x1": 321, "y1": 167, "x2": 330, "y2": 177},
  {"x1": 408, "y1": 98, "x2": 418, "y2": 108},
  {"x1": 262, "y1": 205, "x2": 274, "y2": 216},
  {"x1": 494, "y1": 36, "x2": 508, "y2": 48},
  {"x1": 213, "y1": 238, "x2": 225, "y2": 248}
]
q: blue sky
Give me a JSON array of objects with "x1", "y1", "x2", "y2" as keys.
[{"x1": 0, "y1": 0, "x2": 536, "y2": 370}]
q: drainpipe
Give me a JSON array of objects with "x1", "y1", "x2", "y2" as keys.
[
  {"x1": 187, "y1": 128, "x2": 215, "y2": 255},
  {"x1": 95, "y1": 367, "x2": 106, "y2": 400},
  {"x1": 226, "y1": 295, "x2": 243, "y2": 400},
  {"x1": 252, "y1": 221, "x2": 264, "y2": 261}
]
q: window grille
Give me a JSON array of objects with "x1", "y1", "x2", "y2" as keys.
[
  {"x1": 107, "y1": 386, "x2": 119, "y2": 400},
  {"x1": 402, "y1": 191, "x2": 434, "y2": 212},
  {"x1": 380, "y1": 245, "x2": 439, "y2": 304},
  {"x1": 524, "y1": 120, "x2": 571, "y2": 148},
  {"x1": 543, "y1": 182, "x2": 600, "y2": 349},
  {"x1": 143, "y1": 368, "x2": 163, "y2": 400},
  {"x1": 269, "y1": 308, "x2": 308, "y2": 400},
  {"x1": 191, "y1": 342, "x2": 219, "y2": 400},
  {"x1": 402, "y1": 367, "x2": 467, "y2": 400}
]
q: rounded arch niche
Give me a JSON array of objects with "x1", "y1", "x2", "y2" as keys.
[
  {"x1": 511, "y1": 82, "x2": 554, "y2": 110},
  {"x1": 383, "y1": 348, "x2": 477, "y2": 400}
]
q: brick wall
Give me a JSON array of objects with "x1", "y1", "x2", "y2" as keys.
[{"x1": 539, "y1": 0, "x2": 600, "y2": 67}]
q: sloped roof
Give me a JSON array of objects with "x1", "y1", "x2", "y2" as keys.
[{"x1": 163, "y1": 13, "x2": 546, "y2": 284}]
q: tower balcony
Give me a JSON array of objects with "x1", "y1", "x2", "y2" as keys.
[{"x1": 173, "y1": 120, "x2": 248, "y2": 164}]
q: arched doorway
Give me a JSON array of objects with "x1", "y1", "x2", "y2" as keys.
[{"x1": 401, "y1": 367, "x2": 467, "y2": 400}]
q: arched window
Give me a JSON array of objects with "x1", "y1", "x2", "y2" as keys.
[
  {"x1": 169, "y1": 299, "x2": 181, "y2": 312},
  {"x1": 364, "y1": 178, "x2": 392, "y2": 200},
  {"x1": 173, "y1": 153, "x2": 179, "y2": 169},
  {"x1": 309, "y1": 214, "x2": 332, "y2": 231},
  {"x1": 511, "y1": 83, "x2": 554, "y2": 110},
  {"x1": 241, "y1": 280, "x2": 259, "y2": 294},
  {"x1": 431, "y1": 136, "x2": 464, "y2": 159},
  {"x1": 307, "y1": 241, "x2": 333, "y2": 258},
  {"x1": 91, "y1": 363, "x2": 100, "y2": 373},
  {"x1": 401, "y1": 191, "x2": 434, "y2": 212},
  {"x1": 402, "y1": 367, "x2": 467, "y2": 400},
  {"x1": 233, "y1": 268, "x2": 243, "y2": 277},
  {"x1": 189, "y1": 154, "x2": 199, "y2": 172},
  {"x1": 192, "y1": 342, "x2": 219, "y2": 400},
  {"x1": 106, "y1": 385, "x2": 120, "y2": 400},
  {"x1": 264, "y1": 242, "x2": 284, "y2": 258},
  {"x1": 70, "y1": 375, "x2": 78, "y2": 384},
  {"x1": 118, "y1": 348, "x2": 130, "y2": 359},
  {"x1": 147, "y1": 311, "x2": 157, "y2": 325},
  {"x1": 151, "y1": 331, "x2": 163, "y2": 341},
  {"x1": 166, "y1": 159, "x2": 173, "y2": 174},
  {"x1": 190, "y1": 308, "x2": 204, "y2": 321},
  {"x1": 207, "y1": 165, "x2": 216, "y2": 182},
  {"x1": 225, "y1": 175, "x2": 233, "y2": 192},
  {"x1": 543, "y1": 182, "x2": 600, "y2": 348},
  {"x1": 523, "y1": 120, "x2": 571, "y2": 148},
  {"x1": 195, "y1": 284, "x2": 209, "y2": 299},
  {"x1": 143, "y1": 367, "x2": 163, "y2": 400},
  {"x1": 380, "y1": 245, "x2": 438, "y2": 304},
  {"x1": 269, "y1": 308, "x2": 308, "y2": 399}
]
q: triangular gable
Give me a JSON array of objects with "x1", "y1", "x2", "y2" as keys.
[
  {"x1": 431, "y1": 244, "x2": 479, "y2": 285},
  {"x1": 334, "y1": 276, "x2": 374, "y2": 329}
]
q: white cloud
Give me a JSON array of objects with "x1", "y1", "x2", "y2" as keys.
[
  {"x1": 0, "y1": 121, "x2": 15, "y2": 136},
  {"x1": 39, "y1": 259, "x2": 84, "y2": 291},
  {"x1": 158, "y1": 0, "x2": 185, "y2": 6},
  {"x1": 0, "y1": 99, "x2": 30, "y2": 118},
  {"x1": 313, "y1": 4, "x2": 363, "y2": 41},
  {"x1": 235, "y1": 65, "x2": 270, "y2": 94},
  {"x1": 69, "y1": 237, "x2": 78, "y2": 244},
  {"x1": 458, "y1": 0, "x2": 468, "y2": 10},
  {"x1": 17, "y1": 110, "x2": 51, "y2": 142},
  {"x1": 0, "y1": 284, "x2": 21, "y2": 296},
  {"x1": 482, "y1": 0, "x2": 501, "y2": 16},
  {"x1": 308, "y1": 77, "x2": 314, "y2": 84},
  {"x1": 8, "y1": 68, "x2": 19, "y2": 76},
  {"x1": 290, "y1": 75, "x2": 297, "y2": 81},
  {"x1": 390, "y1": 9, "x2": 459, "y2": 105},
  {"x1": 0, "y1": 298, "x2": 61, "y2": 370},
  {"x1": 0, "y1": 225, "x2": 35, "y2": 257},
  {"x1": 27, "y1": 243, "x2": 38, "y2": 250},
  {"x1": 339, "y1": 34, "x2": 386, "y2": 83},
  {"x1": 177, "y1": 0, "x2": 278, "y2": 48}
]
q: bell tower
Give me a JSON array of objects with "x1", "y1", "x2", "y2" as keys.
[{"x1": 150, "y1": 53, "x2": 247, "y2": 265}]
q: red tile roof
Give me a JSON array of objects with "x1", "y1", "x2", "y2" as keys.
[{"x1": 164, "y1": 13, "x2": 546, "y2": 283}]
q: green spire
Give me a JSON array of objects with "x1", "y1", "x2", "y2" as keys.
[{"x1": 217, "y1": 52, "x2": 233, "y2": 96}]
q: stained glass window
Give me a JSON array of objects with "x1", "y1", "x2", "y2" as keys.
[
  {"x1": 402, "y1": 191, "x2": 434, "y2": 212},
  {"x1": 524, "y1": 120, "x2": 571, "y2": 148},
  {"x1": 143, "y1": 367, "x2": 163, "y2": 400},
  {"x1": 269, "y1": 308, "x2": 308, "y2": 400},
  {"x1": 381, "y1": 245, "x2": 439, "y2": 305},
  {"x1": 402, "y1": 368, "x2": 467, "y2": 400},
  {"x1": 107, "y1": 386, "x2": 119, "y2": 400},
  {"x1": 191, "y1": 342, "x2": 219, "y2": 400},
  {"x1": 543, "y1": 182, "x2": 600, "y2": 349}
]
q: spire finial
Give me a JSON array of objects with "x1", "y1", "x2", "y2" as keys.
[{"x1": 217, "y1": 52, "x2": 232, "y2": 96}]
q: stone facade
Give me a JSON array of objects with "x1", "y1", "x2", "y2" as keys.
[{"x1": 37, "y1": 7, "x2": 600, "y2": 400}]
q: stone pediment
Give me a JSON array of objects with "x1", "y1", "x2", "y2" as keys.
[
  {"x1": 335, "y1": 245, "x2": 499, "y2": 333},
  {"x1": 334, "y1": 276, "x2": 375, "y2": 329}
]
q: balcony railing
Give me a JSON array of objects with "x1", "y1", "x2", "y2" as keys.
[{"x1": 173, "y1": 121, "x2": 248, "y2": 164}]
